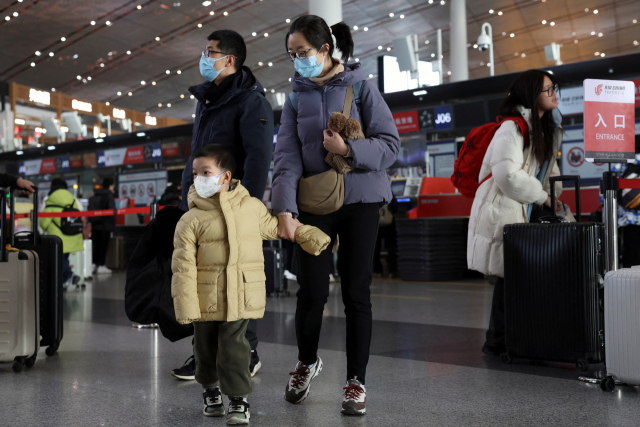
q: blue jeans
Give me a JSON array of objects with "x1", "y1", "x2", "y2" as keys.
[{"x1": 62, "y1": 253, "x2": 73, "y2": 284}]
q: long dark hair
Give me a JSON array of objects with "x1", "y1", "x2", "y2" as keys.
[
  {"x1": 285, "y1": 15, "x2": 354, "y2": 63},
  {"x1": 499, "y1": 69, "x2": 560, "y2": 165}
]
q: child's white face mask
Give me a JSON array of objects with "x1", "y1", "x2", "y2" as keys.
[{"x1": 194, "y1": 172, "x2": 225, "y2": 198}]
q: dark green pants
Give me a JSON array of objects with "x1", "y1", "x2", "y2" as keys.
[{"x1": 193, "y1": 319, "x2": 252, "y2": 397}]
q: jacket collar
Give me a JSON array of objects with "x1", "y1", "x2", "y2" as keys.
[
  {"x1": 188, "y1": 66, "x2": 264, "y2": 108},
  {"x1": 515, "y1": 105, "x2": 563, "y2": 132},
  {"x1": 291, "y1": 62, "x2": 366, "y2": 92},
  {"x1": 187, "y1": 179, "x2": 248, "y2": 210}
]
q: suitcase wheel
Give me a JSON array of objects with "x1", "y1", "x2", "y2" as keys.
[
  {"x1": 600, "y1": 376, "x2": 616, "y2": 392},
  {"x1": 575, "y1": 359, "x2": 589, "y2": 372},
  {"x1": 500, "y1": 352, "x2": 513, "y2": 364},
  {"x1": 25, "y1": 354, "x2": 37, "y2": 368},
  {"x1": 12, "y1": 360, "x2": 24, "y2": 373},
  {"x1": 46, "y1": 345, "x2": 59, "y2": 357}
]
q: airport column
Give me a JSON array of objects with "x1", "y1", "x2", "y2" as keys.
[
  {"x1": 309, "y1": 0, "x2": 346, "y2": 60},
  {"x1": 449, "y1": 0, "x2": 469, "y2": 82}
]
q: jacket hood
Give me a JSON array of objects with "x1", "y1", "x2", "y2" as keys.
[
  {"x1": 47, "y1": 189, "x2": 76, "y2": 207},
  {"x1": 189, "y1": 66, "x2": 264, "y2": 105},
  {"x1": 187, "y1": 179, "x2": 247, "y2": 210},
  {"x1": 291, "y1": 62, "x2": 366, "y2": 92}
]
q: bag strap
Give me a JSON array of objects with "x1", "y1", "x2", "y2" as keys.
[{"x1": 343, "y1": 85, "x2": 354, "y2": 118}]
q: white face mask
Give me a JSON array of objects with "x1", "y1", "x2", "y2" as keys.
[{"x1": 194, "y1": 172, "x2": 225, "y2": 198}]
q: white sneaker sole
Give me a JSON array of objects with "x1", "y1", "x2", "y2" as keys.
[
  {"x1": 284, "y1": 357, "x2": 323, "y2": 404},
  {"x1": 250, "y1": 360, "x2": 261, "y2": 377},
  {"x1": 341, "y1": 406, "x2": 366, "y2": 416},
  {"x1": 203, "y1": 408, "x2": 225, "y2": 417},
  {"x1": 171, "y1": 371, "x2": 195, "y2": 380},
  {"x1": 226, "y1": 413, "x2": 250, "y2": 425}
]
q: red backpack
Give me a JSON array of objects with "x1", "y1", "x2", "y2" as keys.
[{"x1": 451, "y1": 116, "x2": 529, "y2": 198}]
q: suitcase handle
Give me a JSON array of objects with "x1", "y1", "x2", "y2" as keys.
[
  {"x1": 8, "y1": 186, "x2": 38, "y2": 246},
  {"x1": 550, "y1": 175, "x2": 581, "y2": 222},
  {"x1": 0, "y1": 189, "x2": 5, "y2": 262}
]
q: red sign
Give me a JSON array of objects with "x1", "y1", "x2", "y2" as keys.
[
  {"x1": 70, "y1": 155, "x2": 83, "y2": 169},
  {"x1": 392, "y1": 110, "x2": 419, "y2": 134},
  {"x1": 40, "y1": 158, "x2": 56, "y2": 174},
  {"x1": 123, "y1": 146, "x2": 145, "y2": 164},
  {"x1": 633, "y1": 78, "x2": 640, "y2": 107},
  {"x1": 583, "y1": 79, "x2": 636, "y2": 161},
  {"x1": 162, "y1": 142, "x2": 179, "y2": 157}
]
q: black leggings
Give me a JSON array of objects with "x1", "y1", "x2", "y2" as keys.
[{"x1": 295, "y1": 203, "x2": 380, "y2": 384}]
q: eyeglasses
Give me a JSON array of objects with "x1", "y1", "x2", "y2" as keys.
[
  {"x1": 284, "y1": 48, "x2": 315, "y2": 62},
  {"x1": 202, "y1": 48, "x2": 232, "y2": 58},
  {"x1": 540, "y1": 84, "x2": 559, "y2": 97}
]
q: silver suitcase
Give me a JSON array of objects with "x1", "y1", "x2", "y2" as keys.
[
  {"x1": 0, "y1": 189, "x2": 40, "y2": 373},
  {"x1": 601, "y1": 266, "x2": 640, "y2": 391}
]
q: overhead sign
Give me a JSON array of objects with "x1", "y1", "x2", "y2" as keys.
[
  {"x1": 18, "y1": 158, "x2": 56, "y2": 175},
  {"x1": 392, "y1": 110, "x2": 419, "y2": 133},
  {"x1": 162, "y1": 142, "x2": 179, "y2": 157},
  {"x1": 145, "y1": 115, "x2": 157, "y2": 126},
  {"x1": 113, "y1": 108, "x2": 126, "y2": 119},
  {"x1": 583, "y1": 79, "x2": 636, "y2": 161},
  {"x1": 71, "y1": 99, "x2": 92, "y2": 112},
  {"x1": 29, "y1": 88, "x2": 50, "y2": 106},
  {"x1": 558, "y1": 86, "x2": 584, "y2": 115},
  {"x1": 417, "y1": 105, "x2": 453, "y2": 132},
  {"x1": 97, "y1": 145, "x2": 159, "y2": 167}
]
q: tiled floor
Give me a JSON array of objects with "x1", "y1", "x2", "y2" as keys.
[{"x1": 2, "y1": 272, "x2": 640, "y2": 426}]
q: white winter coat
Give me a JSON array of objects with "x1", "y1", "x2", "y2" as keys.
[{"x1": 467, "y1": 106, "x2": 563, "y2": 277}]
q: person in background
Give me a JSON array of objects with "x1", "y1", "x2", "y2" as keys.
[
  {"x1": 467, "y1": 69, "x2": 564, "y2": 356},
  {"x1": 40, "y1": 178, "x2": 83, "y2": 287},
  {"x1": 88, "y1": 177, "x2": 116, "y2": 274},
  {"x1": 160, "y1": 184, "x2": 182, "y2": 206},
  {"x1": 173, "y1": 28, "x2": 273, "y2": 383}
]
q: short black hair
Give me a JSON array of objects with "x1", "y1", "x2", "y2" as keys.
[
  {"x1": 193, "y1": 144, "x2": 236, "y2": 175},
  {"x1": 103, "y1": 177, "x2": 114, "y2": 188},
  {"x1": 207, "y1": 29, "x2": 246, "y2": 70},
  {"x1": 49, "y1": 178, "x2": 68, "y2": 195}
]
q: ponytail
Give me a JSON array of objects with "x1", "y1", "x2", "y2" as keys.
[{"x1": 286, "y1": 15, "x2": 355, "y2": 63}]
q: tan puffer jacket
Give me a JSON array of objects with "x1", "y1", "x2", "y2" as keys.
[{"x1": 171, "y1": 180, "x2": 330, "y2": 324}]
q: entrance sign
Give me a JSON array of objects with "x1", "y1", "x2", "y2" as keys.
[{"x1": 583, "y1": 79, "x2": 636, "y2": 161}]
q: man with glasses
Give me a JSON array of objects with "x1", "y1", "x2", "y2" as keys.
[{"x1": 173, "y1": 29, "x2": 274, "y2": 383}]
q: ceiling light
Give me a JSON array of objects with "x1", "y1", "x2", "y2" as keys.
[
  {"x1": 117, "y1": 91, "x2": 122, "y2": 95},
  {"x1": 479, "y1": 61, "x2": 484, "y2": 66},
  {"x1": 127, "y1": 50, "x2": 131, "y2": 54},
  {"x1": 574, "y1": 40, "x2": 579, "y2": 43},
  {"x1": 264, "y1": 32, "x2": 268, "y2": 37},
  {"x1": 180, "y1": 94, "x2": 185, "y2": 98},
  {"x1": 502, "y1": 32, "x2": 506, "y2": 36},
  {"x1": 128, "y1": 92, "x2": 132, "y2": 96},
  {"x1": 271, "y1": 89, "x2": 275, "y2": 93},
  {"x1": 286, "y1": 18, "x2": 291, "y2": 23},
  {"x1": 378, "y1": 46, "x2": 383, "y2": 50},
  {"x1": 289, "y1": 78, "x2": 292, "y2": 81},
  {"x1": 49, "y1": 52, "x2": 54, "y2": 57},
  {"x1": 425, "y1": 40, "x2": 430, "y2": 44},
  {"x1": 141, "y1": 80, "x2": 146, "y2": 85},
  {"x1": 13, "y1": 12, "x2": 18, "y2": 17},
  {"x1": 202, "y1": 1, "x2": 211, "y2": 5},
  {"x1": 268, "y1": 62, "x2": 273, "y2": 66},
  {"x1": 447, "y1": 71, "x2": 452, "y2": 75},
  {"x1": 61, "y1": 37, "x2": 66, "y2": 41},
  {"x1": 440, "y1": 0, "x2": 445, "y2": 4},
  {"x1": 35, "y1": 51, "x2": 41, "y2": 56},
  {"x1": 252, "y1": 32, "x2": 257, "y2": 36},
  {"x1": 177, "y1": 70, "x2": 182, "y2": 74},
  {"x1": 387, "y1": 47, "x2": 391, "y2": 51},
  {"x1": 51, "y1": 88, "x2": 56, "y2": 92},
  {"x1": 550, "y1": 22, "x2": 555, "y2": 26},
  {"x1": 431, "y1": 53, "x2": 435, "y2": 57},
  {"x1": 521, "y1": 53, "x2": 526, "y2": 57},
  {"x1": 542, "y1": 20, "x2": 547, "y2": 24},
  {"x1": 593, "y1": 9, "x2": 598, "y2": 14},
  {"x1": 156, "y1": 37, "x2": 161, "y2": 41},
  {"x1": 87, "y1": 76, "x2": 92, "y2": 81},
  {"x1": 224, "y1": 11, "x2": 228, "y2": 16},
  {"x1": 585, "y1": 8, "x2": 589, "y2": 12},
  {"x1": 487, "y1": 63, "x2": 491, "y2": 67},
  {"x1": 595, "y1": 52, "x2": 600, "y2": 56},
  {"x1": 137, "y1": 5, "x2": 142, "y2": 9},
  {"x1": 355, "y1": 58, "x2": 359, "y2": 62},
  {"x1": 77, "y1": 75, "x2": 82, "y2": 80},
  {"x1": 598, "y1": 32, "x2": 603, "y2": 37},
  {"x1": 364, "y1": 27, "x2": 368, "y2": 31},
  {"x1": 91, "y1": 20, "x2": 96, "y2": 25},
  {"x1": 368, "y1": 74, "x2": 373, "y2": 78},
  {"x1": 389, "y1": 13, "x2": 394, "y2": 17},
  {"x1": 152, "y1": 81, "x2": 156, "y2": 85},
  {"x1": 353, "y1": 25, "x2": 358, "y2": 30},
  {"x1": 16, "y1": 151, "x2": 23, "y2": 155},
  {"x1": 73, "y1": 54, "x2": 78, "y2": 59},
  {"x1": 106, "y1": 21, "x2": 111, "y2": 26},
  {"x1": 105, "y1": 102, "x2": 110, "y2": 106},
  {"x1": 429, "y1": 0, "x2": 433, "y2": 3},
  {"x1": 166, "y1": 70, "x2": 170, "y2": 74},
  {"x1": 514, "y1": 52, "x2": 519, "y2": 56},
  {"x1": 4, "y1": 17, "x2": 9, "y2": 21},
  {"x1": 15, "y1": 119, "x2": 26, "y2": 125},
  {"x1": 400, "y1": 14, "x2": 405, "y2": 19},
  {"x1": 601, "y1": 53, "x2": 605, "y2": 57},
  {"x1": 634, "y1": 40, "x2": 639, "y2": 45},
  {"x1": 489, "y1": 9, "x2": 494, "y2": 13},
  {"x1": 258, "y1": 61, "x2": 263, "y2": 66},
  {"x1": 190, "y1": 95, "x2": 195, "y2": 99},
  {"x1": 634, "y1": 19, "x2": 638, "y2": 24},
  {"x1": 572, "y1": 32, "x2": 576, "y2": 36},
  {"x1": 158, "y1": 103, "x2": 162, "y2": 107},
  {"x1": 591, "y1": 31, "x2": 596, "y2": 35},
  {"x1": 473, "y1": 44, "x2": 478, "y2": 48},
  {"x1": 30, "y1": 62, "x2": 35, "y2": 67},
  {"x1": 48, "y1": 146, "x2": 55, "y2": 151},
  {"x1": 108, "y1": 52, "x2": 113, "y2": 56},
  {"x1": 167, "y1": 103, "x2": 171, "y2": 107},
  {"x1": 510, "y1": 33, "x2": 515, "y2": 37},
  {"x1": 198, "y1": 23, "x2": 202, "y2": 28},
  {"x1": 209, "y1": 11, "x2": 214, "y2": 15},
  {"x1": 498, "y1": 11, "x2": 503, "y2": 15},
  {"x1": 100, "y1": 63, "x2": 104, "y2": 67}
]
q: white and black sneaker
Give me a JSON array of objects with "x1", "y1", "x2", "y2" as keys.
[
  {"x1": 249, "y1": 349, "x2": 261, "y2": 377},
  {"x1": 203, "y1": 387, "x2": 225, "y2": 417},
  {"x1": 284, "y1": 356, "x2": 323, "y2": 404},
  {"x1": 341, "y1": 377, "x2": 366, "y2": 416},
  {"x1": 226, "y1": 397, "x2": 250, "y2": 425},
  {"x1": 171, "y1": 355, "x2": 196, "y2": 380}
]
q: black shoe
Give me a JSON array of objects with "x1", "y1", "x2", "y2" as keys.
[
  {"x1": 171, "y1": 355, "x2": 196, "y2": 380},
  {"x1": 249, "y1": 349, "x2": 261, "y2": 377},
  {"x1": 72, "y1": 275, "x2": 81, "y2": 285},
  {"x1": 203, "y1": 387, "x2": 225, "y2": 417},
  {"x1": 482, "y1": 343, "x2": 506, "y2": 356}
]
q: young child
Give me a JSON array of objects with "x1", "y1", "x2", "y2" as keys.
[{"x1": 171, "y1": 144, "x2": 330, "y2": 425}]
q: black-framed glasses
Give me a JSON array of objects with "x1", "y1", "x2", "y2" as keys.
[
  {"x1": 540, "y1": 84, "x2": 559, "y2": 97},
  {"x1": 284, "y1": 48, "x2": 315, "y2": 62},
  {"x1": 202, "y1": 48, "x2": 232, "y2": 58}
]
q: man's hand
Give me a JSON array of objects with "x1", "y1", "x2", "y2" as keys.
[
  {"x1": 322, "y1": 129, "x2": 349, "y2": 156},
  {"x1": 16, "y1": 178, "x2": 35, "y2": 194},
  {"x1": 277, "y1": 214, "x2": 303, "y2": 242}
]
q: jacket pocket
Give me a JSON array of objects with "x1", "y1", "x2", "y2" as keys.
[
  {"x1": 242, "y1": 269, "x2": 266, "y2": 312},
  {"x1": 197, "y1": 280, "x2": 218, "y2": 314}
]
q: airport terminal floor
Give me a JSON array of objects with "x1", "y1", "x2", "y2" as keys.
[{"x1": 3, "y1": 273, "x2": 640, "y2": 426}]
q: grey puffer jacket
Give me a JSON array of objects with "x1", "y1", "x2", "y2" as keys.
[{"x1": 271, "y1": 63, "x2": 400, "y2": 217}]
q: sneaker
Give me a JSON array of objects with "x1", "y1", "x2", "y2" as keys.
[
  {"x1": 250, "y1": 349, "x2": 261, "y2": 377},
  {"x1": 171, "y1": 355, "x2": 196, "y2": 380},
  {"x1": 72, "y1": 275, "x2": 81, "y2": 285},
  {"x1": 329, "y1": 274, "x2": 336, "y2": 283},
  {"x1": 226, "y1": 397, "x2": 250, "y2": 425},
  {"x1": 203, "y1": 387, "x2": 225, "y2": 417},
  {"x1": 341, "y1": 377, "x2": 366, "y2": 416},
  {"x1": 96, "y1": 266, "x2": 112, "y2": 274},
  {"x1": 284, "y1": 270, "x2": 297, "y2": 281},
  {"x1": 284, "y1": 356, "x2": 323, "y2": 404}
]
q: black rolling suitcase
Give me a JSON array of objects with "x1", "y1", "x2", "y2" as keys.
[
  {"x1": 264, "y1": 241, "x2": 288, "y2": 297},
  {"x1": 502, "y1": 176, "x2": 604, "y2": 371},
  {"x1": 10, "y1": 188, "x2": 64, "y2": 356}
]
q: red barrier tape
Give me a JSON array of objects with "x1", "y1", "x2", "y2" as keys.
[
  {"x1": 4, "y1": 205, "x2": 176, "y2": 220},
  {"x1": 618, "y1": 179, "x2": 640, "y2": 190}
]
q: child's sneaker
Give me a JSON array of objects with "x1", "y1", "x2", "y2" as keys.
[
  {"x1": 226, "y1": 397, "x2": 250, "y2": 425},
  {"x1": 202, "y1": 387, "x2": 225, "y2": 417},
  {"x1": 341, "y1": 377, "x2": 366, "y2": 416},
  {"x1": 284, "y1": 356, "x2": 323, "y2": 404}
]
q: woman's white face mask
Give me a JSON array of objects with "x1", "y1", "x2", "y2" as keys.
[{"x1": 194, "y1": 172, "x2": 225, "y2": 198}]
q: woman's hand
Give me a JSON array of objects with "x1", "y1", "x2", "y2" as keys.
[
  {"x1": 544, "y1": 196, "x2": 563, "y2": 212},
  {"x1": 277, "y1": 214, "x2": 303, "y2": 242},
  {"x1": 323, "y1": 129, "x2": 349, "y2": 156}
]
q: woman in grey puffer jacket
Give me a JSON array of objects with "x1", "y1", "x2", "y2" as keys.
[{"x1": 271, "y1": 15, "x2": 400, "y2": 416}]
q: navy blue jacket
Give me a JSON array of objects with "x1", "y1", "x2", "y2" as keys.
[{"x1": 179, "y1": 67, "x2": 274, "y2": 210}]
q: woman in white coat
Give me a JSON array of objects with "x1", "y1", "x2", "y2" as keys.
[{"x1": 467, "y1": 70, "x2": 564, "y2": 355}]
